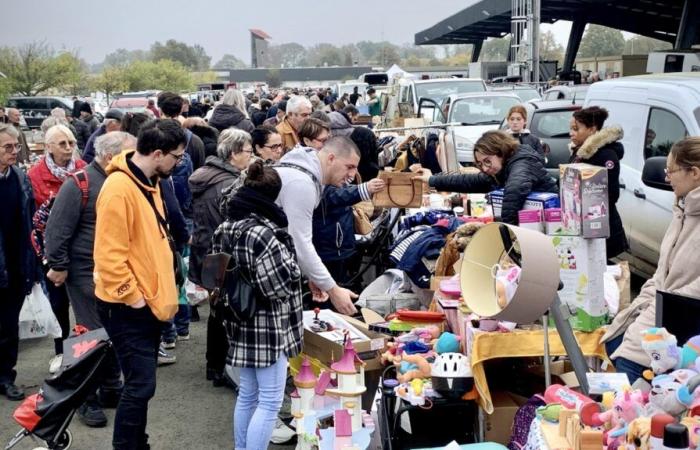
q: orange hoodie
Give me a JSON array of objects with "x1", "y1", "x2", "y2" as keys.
[{"x1": 93, "y1": 150, "x2": 178, "y2": 321}]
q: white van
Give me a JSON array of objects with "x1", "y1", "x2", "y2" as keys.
[{"x1": 583, "y1": 73, "x2": 700, "y2": 276}]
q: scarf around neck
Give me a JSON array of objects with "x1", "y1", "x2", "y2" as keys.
[
  {"x1": 227, "y1": 185, "x2": 288, "y2": 228},
  {"x1": 45, "y1": 153, "x2": 76, "y2": 181}
]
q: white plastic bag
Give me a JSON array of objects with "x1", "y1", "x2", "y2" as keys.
[
  {"x1": 184, "y1": 279, "x2": 209, "y2": 306},
  {"x1": 18, "y1": 284, "x2": 63, "y2": 340},
  {"x1": 604, "y1": 267, "x2": 621, "y2": 316}
]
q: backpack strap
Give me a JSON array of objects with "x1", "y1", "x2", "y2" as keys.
[
  {"x1": 274, "y1": 161, "x2": 322, "y2": 198},
  {"x1": 69, "y1": 170, "x2": 90, "y2": 209}
]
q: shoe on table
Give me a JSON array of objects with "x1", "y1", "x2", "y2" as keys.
[
  {"x1": 270, "y1": 418, "x2": 296, "y2": 444},
  {"x1": 177, "y1": 333, "x2": 190, "y2": 341},
  {"x1": 0, "y1": 383, "x2": 25, "y2": 401},
  {"x1": 157, "y1": 346, "x2": 176, "y2": 366},
  {"x1": 77, "y1": 402, "x2": 108, "y2": 428},
  {"x1": 161, "y1": 339, "x2": 176, "y2": 350},
  {"x1": 49, "y1": 354, "x2": 63, "y2": 374}
]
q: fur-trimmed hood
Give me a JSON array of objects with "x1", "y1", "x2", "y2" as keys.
[{"x1": 570, "y1": 126, "x2": 624, "y2": 160}]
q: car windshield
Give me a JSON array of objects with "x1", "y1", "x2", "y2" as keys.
[
  {"x1": 514, "y1": 89, "x2": 541, "y2": 102},
  {"x1": 533, "y1": 109, "x2": 577, "y2": 138},
  {"x1": 450, "y1": 96, "x2": 520, "y2": 125},
  {"x1": 415, "y1": 80, "x2": 485, "y2": 103}
]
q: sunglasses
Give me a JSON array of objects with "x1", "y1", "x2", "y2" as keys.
[{"x1": 49, "y1": 140, "x2": 76, "y2": 149}]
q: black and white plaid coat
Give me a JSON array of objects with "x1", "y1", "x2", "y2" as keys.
[{"x1": 211, "y1": 213, "x2": 303, "y2": 368}]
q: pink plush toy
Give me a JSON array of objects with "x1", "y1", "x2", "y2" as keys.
[{"x1": 586, "y1": 390, "x2": 646, "y2": 450}]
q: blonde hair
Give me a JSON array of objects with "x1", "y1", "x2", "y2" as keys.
[
  {"x1": 221, "y1": 89, "x2": 249, "y2": 119},
  {"x1": 670, "y1": 137, "x2": 700, "y2": 169},
  {"x1": 45, "y1": 124, "x2": 76, "y2": 144}
]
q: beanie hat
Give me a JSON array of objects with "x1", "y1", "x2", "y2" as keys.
[{"x1": 79, "y1": 102, "x2": 92, "y2": 114}]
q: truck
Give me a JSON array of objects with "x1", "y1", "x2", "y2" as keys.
[{"x1": 647, "y1": 50, "x2": 700, "y2": 74}]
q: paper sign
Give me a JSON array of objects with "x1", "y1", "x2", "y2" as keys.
[{"x1": 586, "y1": 372, "x2": 631, "y2": 394}]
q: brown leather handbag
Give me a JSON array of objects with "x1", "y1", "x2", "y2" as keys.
[{"x1": 372, "y1": 171, "x2": 423, "y2": 208}]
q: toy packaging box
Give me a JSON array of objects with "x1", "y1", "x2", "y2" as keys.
[
  {"x1": 518, "y1": 209, "x2": 544, "y2": 233},
  {"x1": 559, "y1": 164, "x2": 610, "y2": 238},
  {"x1": 551, "y1": 236, "x2": 608, "y2": 331},
  {"x1": 544, "y1": 208, "x2": 564, "y2": 235},
  {"x1": 488, "y1": 189, "x2": 560, "y2": 221}
]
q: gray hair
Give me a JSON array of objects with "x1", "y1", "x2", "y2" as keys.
[
  {"x1": 217, "y1": 128, "x2": 251, "y2": 161},
  {"x1": 40, "y1": 117, "x2": 70, "y2": 134},
  {"x1": 0, "y1": 123, "x2": 19, "y2": 139},
  {"x1": 45, "y1": 124, "x2": 76, "y2": 144},
  {"x1": 221, "y1": 89, "x2": 249, "y2": 119},
  {"x1": 286, "y1": 95, "x2": 312, "y2": 114},
  {"x1": 50, "y1": 108, "x2": 67, "y2": 119},
  {"x1": 95, "y1": 131, "x2": 135, "y2": 159},
  {"x1": 321, "y1": 135, "x2": 360, "y2": 158}
]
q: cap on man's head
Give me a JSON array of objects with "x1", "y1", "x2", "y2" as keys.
[
  {"x1": 105, "y1": 109, "x2": 124, "y2": 121},
  {"x1": 79, "y1": 102, "x2": 93, "y2": 114}
]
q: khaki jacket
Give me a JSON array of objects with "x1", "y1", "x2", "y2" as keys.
[
  {"x1": 602, "y1": 186, "x2": 700, "y2": 366},
  {"x1": 276, "y1": 118, "x2": 299, "y2": 154}
]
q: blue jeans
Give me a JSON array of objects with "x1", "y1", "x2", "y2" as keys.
[
  {"x1": 234, "y1": 353, "x2": 288, "y2": 450},
  {"x1": 161, "y1": 304, "x2": 191, "y2": 343},
  {"x1": 605, "y1": 334, "x2": 647, "y2": 384}
]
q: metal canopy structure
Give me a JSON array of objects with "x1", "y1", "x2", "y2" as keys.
[{"x1": 415, "y1": 0, "x2": 699, "y2": 71}]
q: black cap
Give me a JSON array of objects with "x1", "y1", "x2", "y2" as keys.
[
  {"x1": 664, "y1": 423, "x2": 689, "y2": 449},
  {"x1": 79, "y1": 102, "x2": 92, "y2": 114},
  {"x1": 104, "y1": 109, "x2": 124, "y2": 121}
]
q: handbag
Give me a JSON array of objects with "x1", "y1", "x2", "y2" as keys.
[
  {"x1": 372, "y1": 170, "x2": 423, "y2": 208},
  {"x1": 353, "y1": 202, "x2": 373, "y2": 235}
]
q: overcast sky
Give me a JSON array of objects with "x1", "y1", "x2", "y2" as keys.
[{"x1": 4, "y1": 0, "x2": 574, "y2": 65}]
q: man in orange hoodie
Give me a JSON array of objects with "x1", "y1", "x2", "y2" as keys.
[{"x1": 93, "y1": 119, "x2": 186, "y2": 450}]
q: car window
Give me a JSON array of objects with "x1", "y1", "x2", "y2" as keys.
[
  {"x1": 415, "y1": 80, "x2": 485, "y2": 103},
  {"x1": 48, "y1": 99, "x2": 68, "y2": 110},
  {"x1": 15, "y1": 98, "x2": 49, "y2": 110},
  {"x1": 450, "y1": 96, "x2": 520, "y2": 125},
  {"x1": 644, "y1": 108, "x2": 688, "y2": 159},
  {"x1": 543, "y1": 91, "x2": 557, "y2": 101},
  {"x1": 533, "y1": 109, "x2": 575, "y2": 138}
]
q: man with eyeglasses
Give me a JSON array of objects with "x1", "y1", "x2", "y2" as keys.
[
  {"x1": 277, "y1": 95, "x2": 312, "y2": 154},
  {"x1": 6, "y1": 108, "x2": 31, "y2": 164},
  {"x1": 93, "y1": 119, "x2": 187, "y2": 450},
  {"x1": 0, "y1": 124, "x2": 39, "y2": 401}
]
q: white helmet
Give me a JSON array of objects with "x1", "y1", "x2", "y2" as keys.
[{"x1": 432, "y1": 353, "x2": 472, "y2": 378}]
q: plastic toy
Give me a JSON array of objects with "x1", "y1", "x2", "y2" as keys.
[
  {"x1": 537, "y1": 404, "x2": 563, "y2": 422},
  {"x1": 431, "y1": 352, "x2": 473, "y2": 399},
  {"x1": 396, "y1": 354, "x2": 432, "y2": 384},
  {"x1": 310, "y1": 307, "x2": 334, "y2": 332},
  {"x1": 681, "y1": 416, "x2": 700, "y2": 450},
  {"x1": 545, "y1": 384, "x2": 595, "y2": 412},
  {"x1": 641, "y1": 328, "x2": 700, "y2": 379},
  {"x1": 434, "y1": 332, "x2": 461, "y2": 354}
]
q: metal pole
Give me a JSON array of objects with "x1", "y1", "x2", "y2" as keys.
[
  {"x1": 543, "y1": 313, "x2": 551, "y2": 388},
  {"x1": 531, "y1": 0, "x2": 541, "y2": 83},
  {"x1": 373, "y1": 122, "x2": 466, "y2": 133}
]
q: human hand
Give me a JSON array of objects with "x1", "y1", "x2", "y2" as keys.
[
  {"x1": 328, "y1": 286, "x2": 358, "y2": 315},
  {"x1": 366, "y1": 178, "x2": 386, "y2": 194},
  {"x1": 130, "y1": 298, "x2": 147, "y2": 309},
  {"x1": 412, "y1": 168, "x2": 432, "y2": 185},
  {"x1": 47, "y1": 269, "x2": 68, "y2": 287},
  {"x1": 409, "y1": 164, "x2": 423, "y2": 173},
  {"x1": 309, "y1": 281, "x2": 329, "y2": 302}
]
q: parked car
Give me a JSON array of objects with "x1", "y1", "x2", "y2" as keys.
[
  {"x1": 541, "y1": 85, "x2": 589, "y2": 102},
  {"x1": 583, "y1": 73, "x2": 700, "y2": 276},
  {"x1": 423, "y1": 91, "x2": 521, "y2": 165},
  {"x1": 490, "y1": 84, "x2": 542, "y2": 102},
  {"x1": 110, "y1": 97, "x2": 150, "y2": 114},
  {"x1": 6, "y1": 96, "x2": 74, "y2": 129}
]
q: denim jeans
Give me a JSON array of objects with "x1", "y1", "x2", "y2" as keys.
[
  {"x1": 161, "y1": 304, "x2": 191, "y2": 343},
  {"x1": 98, "y1": 301, "x2": 162, "y2": 450},
  {"x1": 605, "y1": 334, "x2": 647, "y2": 384},
  {"x1": 234, "y1": 353, "x2": 288, "y2": 450}
]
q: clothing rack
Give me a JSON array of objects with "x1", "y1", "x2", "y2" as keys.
[{"x1": 372, "y1": 122, "x2": 465, "y2": 134}]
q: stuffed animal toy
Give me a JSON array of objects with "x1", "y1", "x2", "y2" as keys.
[
  {"x1": 641, "y1": 328, "x2": 680, "y2": 378},
  {"x1": 625, "y1": 417, "x2": 651, "y2": 450},
  {"x1": 681, "y1": 416, "x2": 700, "y2": 450},
  {"x1": 588, "y1": 390, "x2": 646, "y2": 449},
  {"x1": 434, "y1": 332, "x2": 461, "y2": 354},
  {"x1": 645, "y1": 369, "x2": 699, "y2": 418},
  {"x1": 680, "y1": 336, "x2": 700, "y2": 372},
  {"x1": 396, "y1": 354, "x2": 432, "y2": 384}
]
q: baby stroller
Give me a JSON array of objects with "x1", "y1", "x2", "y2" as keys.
[{"x1": 5, "y1": 327, "x2": 112, "y2": 450}]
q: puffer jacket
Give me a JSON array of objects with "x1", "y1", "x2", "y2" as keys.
[
  {"x1": 328, "y1": 111, "x2": 354, "y2": 138},
  {"x1": 429, "y1": 144, "x2": 558, "y2": 225},
  {"x1": 569, "y1": 126, "x2": 628, "y2": 258},
  {"x1": 507, "y1": 129, "x2": 544, "y2": 156},
  {"x1": 208, "y1": 104, "x2": 254, "y2": 134},
  {"x1": 187, "y1": 156, "x2": 242, "y2": 285},
  {"x1": 602, "y1": 186, "x2": 700, "y2": 366},
  {"x1": 190, "y1": 124, "x2": 219, "y2": 158}
]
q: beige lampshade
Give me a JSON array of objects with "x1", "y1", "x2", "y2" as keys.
[{"x1": 460, "y1": 223, "x2": 560, "y2": 323}]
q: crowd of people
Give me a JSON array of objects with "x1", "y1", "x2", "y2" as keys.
[{"x1": 1, "y1": 84, "x2": 699, "y2": 450}]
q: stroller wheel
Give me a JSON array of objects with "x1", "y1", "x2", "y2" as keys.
[{"x1": 51, "y1": 429, "x2": 72, "y2": 450}]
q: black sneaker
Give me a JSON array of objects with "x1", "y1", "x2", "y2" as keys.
[
  {"x1": 77, "y1": 403, "x2": 108, "y2": 428},
  {"x1": 0, "y1": 383, "x2": 24, "y2": 401}
]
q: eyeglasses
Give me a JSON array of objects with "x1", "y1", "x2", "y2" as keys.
[
  {"x1": 474, "y1": 156, "x2": 494, "y2": 170},
  {"x1": 313, "y1": 136, "x2": 329, "y2": 145},
  {"x1": 1, "y1": 143, "x2": 20, "y2": 153},
  {"x1": 665, "y1": 166, "x2": 689, "y2": 176},
  {"x1": 48, "y1": 140, "x2": 76, "y2": 149},
  {"x1": 167, "y1": 152, "x2": 186, "y2": 162},
  {"x1": 263, "y1": 143, "x2": 283, "y2": 150}
]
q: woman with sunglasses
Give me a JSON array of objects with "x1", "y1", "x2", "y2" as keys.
[
  {"x1": 416, "y1": 130, "x2": 557, "y2": 225},
  {"x1": 602, "y1": 137, "x2": 700, "y2": 383},
  {"x1": 251, "y1": 126, "x2": 283, "y2": 163},
  {"x1": 27, "y1": 124, "x2": 87, "y2": 374}
]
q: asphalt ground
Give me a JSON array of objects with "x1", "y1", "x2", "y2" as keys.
[{"x1": 0, "y1": 303, "x2": 294, "y2": 450}]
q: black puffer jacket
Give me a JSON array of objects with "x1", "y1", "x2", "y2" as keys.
[
  {"x1": 570, "y1": 126, "x2": 628, "y2": 258},
  {"x1": 208, "y1": 104, "x2": 255, "y2": 134},
  {"x1": 190, "y1": 124, "x2": 219, "y2": 158},
  {"x1": 429, "y1": 144, "x2": 558, "y2": 225},
  {"x1": 187, "y1": 156, "x2": 242, "y2": 285},
  {"x1": 350, "y1": 127, "x2": 380, "y2": 181},
  {"x1": 508, "y1": 129, "x2": 544, "y2": 156}
]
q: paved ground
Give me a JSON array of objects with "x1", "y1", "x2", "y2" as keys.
[{"x1": 0, "y1": 304, "x2": 294, "y2": 450}]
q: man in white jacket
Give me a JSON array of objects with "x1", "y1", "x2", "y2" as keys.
[{"x1": 274, "y1": 136, "x2": 360, "y2": 314}]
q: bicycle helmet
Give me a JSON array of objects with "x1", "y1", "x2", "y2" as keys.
[{"x1": 431, "y1": 352, "x2": 474, "y2": 399}]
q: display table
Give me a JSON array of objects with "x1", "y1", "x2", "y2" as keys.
[{"x1": 470, "y1": 328, "x2": 609, "y2": 413}]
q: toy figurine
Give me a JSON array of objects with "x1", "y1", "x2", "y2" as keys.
[
  {"x1": 310, "y1": 307, "x2": 334, "y2": 332},
  {"x1": 586, "y1": 390, "x2": 646, "y2": 450},
  {"x1": 641, "y1": 328, "x2": 700, "y2": 379},
  {"x1": 396, "y1": 354, "x2": 432, "y2": 384}
]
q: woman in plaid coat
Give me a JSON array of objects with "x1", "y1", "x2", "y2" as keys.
[{"x1": 211, "y1": 160, "x2": 302, "y2": 450}]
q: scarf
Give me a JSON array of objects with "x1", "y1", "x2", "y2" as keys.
[
  {"x1": 227, "y1": 186, "x2": 288, "y2": 228},
  {"x1": 44, "y1": 154, "x2": 76, "y2": 181}
]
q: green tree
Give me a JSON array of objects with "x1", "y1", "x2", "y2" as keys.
[
  {"x1": 150, "y1": 39, "x2": 210, "y2": 70},
  {"x1": 578, "y1": 25, "x2": 625, "y2": 58},
  {"x1": 307, "y1": 44, "x2": 343, "y2": 67},
  {"x1": 151, "y1": 59, "x2": 193, "y2": 92},
  {"x1": 481, "y1": 36, "x2": 511, "y2": 61},
  {"x1": 103, "y1": 48, "x2": 150, "y2": 68},
  {"x1": 540, "y1": 30, "x2": 565, "y2": 62},
  {"x1": 624, "y1": 35, "x2": 672, "y2": 55},
  {"x1": 380, "y1": 44, "x2": 401, "y2": 66},
  {"x1": 213, "y1": 53, "x2": 247, "y2": 70},
  {"x1": 91, "y1": 66, "x2": 128, "y2": 103},
  {"x1": 0, "y1": 76, "x2": 11, "y2": 104}
]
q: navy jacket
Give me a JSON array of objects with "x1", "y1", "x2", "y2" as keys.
[
  {"x1": 81, "y1": 125, "x2": 106, "y2": 163},
  {"x1": 159, "y1": 177, "x2": 190, "y2": 252},
  {"x1": 312, "y1": 183, "x2": 371, "y2": 262},
  {"x1": 0, "y1": 166, "x2": 39, "y2": 294}
]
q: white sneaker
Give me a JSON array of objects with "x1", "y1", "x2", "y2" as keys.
[
  {"x1": 269, "y1": 418, "x2": 296, "y2": 444},
  {"x1": 49, "y1": 354, "x2": 63, "y2": 374}
]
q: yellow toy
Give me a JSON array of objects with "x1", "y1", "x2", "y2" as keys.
[{"x1": 625, "y1": 417, "x2": 651, "y2": 450}]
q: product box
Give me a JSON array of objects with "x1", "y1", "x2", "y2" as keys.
[
  {"x1": 518, "y1": 209, "x2": 544, "y2": 233},
  {"x1": 544, "y1": 208, "x2": 564, "y2": 235},
  {"x1": 483, "y1": 391, "x2": 529, "y2": 444},
  {"x1": 551, "y1": 236, "x2": 608, "y2": 331},
  {"x1": 488, "y1": 189, "x2": 560, "y2": 222},
  {"x1": 560, "y1": 164, "x2": 610, "y2": 238}
]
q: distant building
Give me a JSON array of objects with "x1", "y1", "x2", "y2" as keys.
[
  {"x1": 574, "y1": 54, "x2": 649, "y2": 79},
  {"x1": 208, "y1": 66, "x2": 374, "y2": 89},
  {"x1": 250, "y1": 29, "x2": 271, "y2": 68}
]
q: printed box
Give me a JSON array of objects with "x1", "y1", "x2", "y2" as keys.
[
  {"x1": 518, "y1": 209, "x2": 544, "y2": 233},
  {"x1": 544, "y1": 208, "x2": 564, "y2": 235},
  {"x1": 488, "y1": 190, "x2": 560, "y2": 222},
  {"x1": 560, "y1": 164, "x2": 610, "y2": 238},
  {"x1": 551, "y1": 236, "x2": 608, "y2": 331}
]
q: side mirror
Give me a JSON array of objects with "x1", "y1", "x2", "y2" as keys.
[{"x1": 642, "y1": 156, "x2": 673, "y2": 191}]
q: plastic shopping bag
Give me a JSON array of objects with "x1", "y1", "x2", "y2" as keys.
[
  {"x1": 18, "y1": 284, "x2": 62, "y2": 340},
  {"x1": 185, "y1": 279, "x2": 209, "y2": 306}
]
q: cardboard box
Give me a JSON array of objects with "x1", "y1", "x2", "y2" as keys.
[
  {"x1": 483, "y1": 391, "x2": 528, "y2": 445},
  {"x1": 551, "y1": 236, "x2": 608, "y2": 331},
  {"x1": 488, "y1": 189, "x2": 559, "y2": 221},
  {"x1": 518, "y1": 209, "x2": 544, "y2": 233},
  {"x1": 545, "y1": 208, "x2": 564, "y2": 235},
  {"x1": 560, "y1": 164, "x2": 610, "y2": 238}
]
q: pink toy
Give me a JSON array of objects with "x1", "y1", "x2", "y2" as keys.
[
  {"x1": 439, "y1": 278, "x2": 461, "y2": 298},
  {"x1": 544, "y1": 384, "x2": 595, "y2": 412},
  {"x1": 581, "y1": 390, "x2": 646, "y2": 449}
]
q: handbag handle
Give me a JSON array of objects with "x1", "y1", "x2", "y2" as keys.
[{"x1": 386, "y1": 177, "x2": 418, "y2": 208}]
